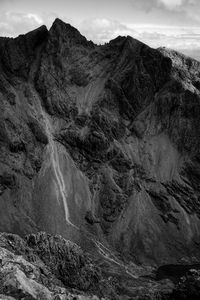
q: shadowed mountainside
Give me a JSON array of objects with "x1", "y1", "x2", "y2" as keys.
[{"x1": 0, "y1": 18, "x2": 200, "y2": 298}]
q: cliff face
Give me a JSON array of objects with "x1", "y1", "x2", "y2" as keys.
[{"x1": 1, "y1": 18, "x2": 200, "y2": 270}]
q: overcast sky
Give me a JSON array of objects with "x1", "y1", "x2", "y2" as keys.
[{"x1": 0, "y1": 0, "x2": 200, "y2": 60}]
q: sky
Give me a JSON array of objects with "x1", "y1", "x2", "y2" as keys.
[{"x1": 0, "y1": 0, "x2": 200, "y2": 60}]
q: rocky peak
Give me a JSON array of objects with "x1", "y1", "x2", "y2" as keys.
[
  {"x1": 21, "y1": 24, "x2": 48, "y2": 50},
  {"x1": 124, "y1": 35, "x2": 147, "y2": 53},
  {"x1": 158, "y1": 46, "x2": 200, "y2": 84},
  {"x1": 0, "y1": 25, "x2": 48, "y2": 77},
  {"x1": 107, "y1": 35, "x2": 143, "y2": 54},
  {"x1": 49, "y1": 18, "x2": 94, "y2": 47}
]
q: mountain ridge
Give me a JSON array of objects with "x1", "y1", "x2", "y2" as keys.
[{"x1": 0, "y1": 17, "x2": 200, "y2": 299}]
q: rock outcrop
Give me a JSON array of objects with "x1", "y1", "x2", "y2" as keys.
[
  {"x1": 0, "y1": 18, "x2": 200, "y2": 298},
  {"x1": 0, "y1": 232, "x2": 103, "y2": 299}
]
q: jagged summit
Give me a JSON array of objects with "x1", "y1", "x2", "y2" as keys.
[
  {"x1": 49, "y1": 18, "x2": 94, "y2": 47},
  {"x1": 0, "y1": 17, "x2": 199, "y2": 65},
  {"x1": 158, "y1": 46, "x2": 200, "y2": 62},
  {"x1": 19, "y1": 24, "x2": 48, "y2": 38},
  {"x1": 50, "y1": 18, "x2": 80, "y2": 35},
  {"x1": 107, "y1": 34, "x2": 142, "y2": 49},
  {"x1": 46, "y1": 18, "x2": 155, "y2": 52},
  {"x1": 158, "y1": 46, "x2": 200, "y2": 70},
  {"x1": 0, "y1": 24, "x2": 48, "y2": 77}
]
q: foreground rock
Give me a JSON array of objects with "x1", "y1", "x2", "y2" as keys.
[
  {"x1": 1, "y1": 231, "x2": 200, "y2": 299},
  {"x1": 0, "y1": 232, "x2": 103, "y2": 299}
]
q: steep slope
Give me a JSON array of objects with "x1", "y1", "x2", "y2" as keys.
[{"x1": 0, "y1": 18, "x2": 200, "y2": 274}]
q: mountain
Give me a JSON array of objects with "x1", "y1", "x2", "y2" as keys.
[{"x1": 0, "y1": 18, "x2": 200, "y2": 299}]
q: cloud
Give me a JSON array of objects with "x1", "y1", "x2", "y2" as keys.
[
  {"x1": 132, "y1": 0, "x2": 194, "y2": 11},
  {"x1": 0, "y1": 11, "x2": 73, "y2": 37},
  {"x1": 0, "y1": 11, "x2": 45, "y2": 36},
  {"x1": 158, "y1": 0, "x2": 184, "y2": 9},
  {"x1": 80, "y1": 18, "x2": 135, "y2": 43},
  {"x1": 26, "y1": 13, "x2": 43, "y2": 25},
  {"x1": 130, "y1": 0, "x2": 200, "y2": 26},
  {"x1": 78, "y1": 18, "x2": 200, "y2": 61},
  {"x1": 127, "y1": 23, "x2": 200, "y2": 51},
  {"x1": 179, "y1": 47, "x2": 200, "y2": 61},
  {"x1": 130, "y1": 0, "x2": 158, "y2": 12},
  {"x1": 129, "y1": 0, "x2": 184, "y2": 12}
]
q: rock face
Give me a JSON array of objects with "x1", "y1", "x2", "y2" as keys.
[
  {"x1": 0, "y1": 232, "x2": 103, "y2": 299},
  {"x1": 1, "y1": 17, "x2": 200, "y2": 284}
]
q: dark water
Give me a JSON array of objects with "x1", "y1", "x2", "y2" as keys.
[{"x1": 156, "y1": 264, "x2": 200, "y2": 282}]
